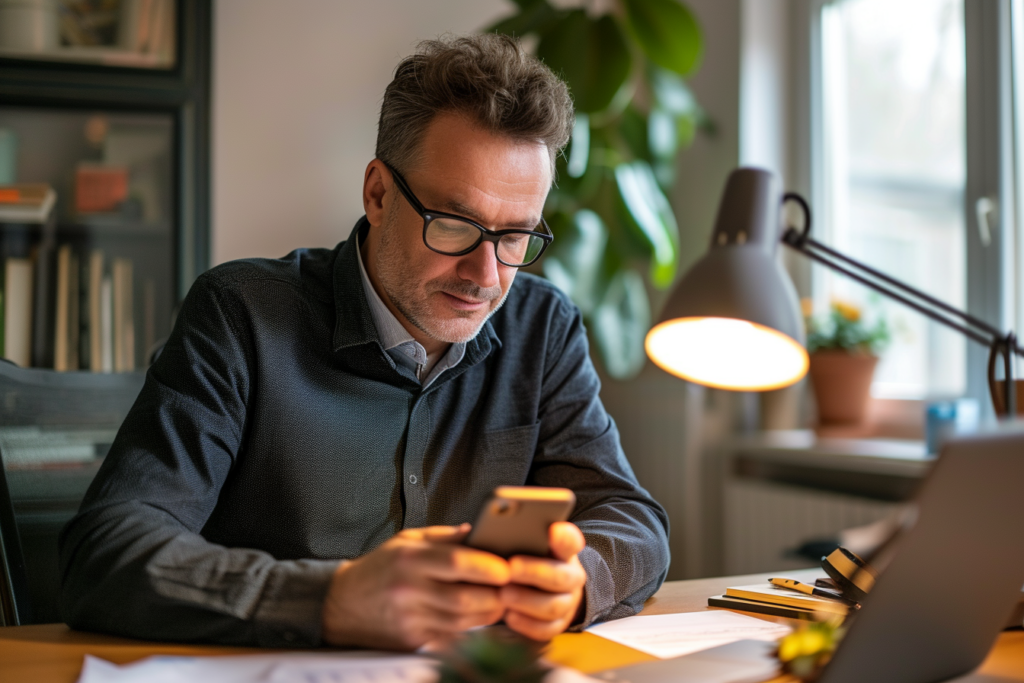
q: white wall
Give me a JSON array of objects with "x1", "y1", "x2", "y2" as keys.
[{"x1": 213, "y1": 0, "x2": 506, "y2": 265}]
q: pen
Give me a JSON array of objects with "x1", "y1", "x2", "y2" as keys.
[{"x1": 769, "y1": 577, "x2": 858, "y2": 606}]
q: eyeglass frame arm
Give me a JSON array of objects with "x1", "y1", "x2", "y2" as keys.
[{"x1": 781, "y1": 192, "x2": 1023, "y2": 417}]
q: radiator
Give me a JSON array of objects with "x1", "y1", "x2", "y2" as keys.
[{"x1": 723, "y1": 478, "x2": 902, "y2": 575}]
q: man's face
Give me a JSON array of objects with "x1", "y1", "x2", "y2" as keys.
[{"x1": 362, "y1": 113, "x2": 551, "y2": 350}]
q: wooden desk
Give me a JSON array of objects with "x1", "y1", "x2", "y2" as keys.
[{"x1": 2, "y1": 570, "x2": 1022, "y2": 683}]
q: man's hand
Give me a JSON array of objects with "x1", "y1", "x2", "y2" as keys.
[
  {"x1": 501, "y1": 521, "x2": 587, "y2": 641},
  {"x1": 321, "y1": 525, "x2": 510, "y2": 650}
]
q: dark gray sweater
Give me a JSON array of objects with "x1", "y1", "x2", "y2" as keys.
[{"x1": 59, "y1": 218, "x2": 670, "y2": 647}]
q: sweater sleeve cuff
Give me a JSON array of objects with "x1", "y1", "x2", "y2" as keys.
[
  {"x1": 569, "y1": 545, "x2": 616, "y2": 631},
  {"x1": 251, "y1": 559, "x2": 340, "y2": 647}
]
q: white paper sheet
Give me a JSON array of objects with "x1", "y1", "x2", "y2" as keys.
[
  {"x1": 76, "y1": 652, "x2": 440, "y2": 683},
  {"x1": 76, "y1": 652, "x2": 602, "y2": 683},
  {"x1": 586, "y1": 611, "x2": 791, "y2": 660}
]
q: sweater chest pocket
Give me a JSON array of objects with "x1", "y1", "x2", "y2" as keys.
[{"x1": 475, "y1": 422, "x2": 541, "y2": 487}]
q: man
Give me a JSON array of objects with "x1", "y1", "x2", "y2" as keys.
[{"x1": 59, "y1": 34, "x2": 670, "y2": 649}]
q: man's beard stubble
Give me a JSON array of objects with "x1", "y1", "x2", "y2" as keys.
[{"x1": 375, "y1": 208, "x2": 509, "y2": 344}]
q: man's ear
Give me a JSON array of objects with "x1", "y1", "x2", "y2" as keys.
[{"x1": 363, "y1": 160, "x2": 389, "y2": 227}]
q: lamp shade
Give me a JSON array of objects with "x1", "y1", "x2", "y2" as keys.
[{"x1": 645, "y1": 168, "x2": 808, "y2": 391}]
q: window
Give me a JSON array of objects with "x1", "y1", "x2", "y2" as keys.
[{"x1": 815, "y1": 0, "x2": 967, "y2": 399}]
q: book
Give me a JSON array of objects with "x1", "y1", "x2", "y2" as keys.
[
  {"x1": 68, "y1": 250, "x2": 80, "y2": 370},
  {"x1": 112, "y1": 257, "x2": 135, "y2": 371},
  {"x1": 100, "y1": 275, "x2": 113, "y2": 373},
  {"x1": 54, "y1": 245, "x2": 70, "y2": 371},
  {"x1": 88, "y1": 250, "x2": 104, "y2": 371},
  {"x1": 30, "y1": 240, "x2": 56, "y2": 368},
  {"x1": 3, "y1": 257, "x2": 34, "y2": 366},
  {"x1": 708, "y1": 595, "x2": 820, "y2": 621},
  {"x1": 723, "y1": 583, "x2": 850, "y2": 616},
  {"x1": 0, "y1": 184, "x2": 56, "y2": 223}
]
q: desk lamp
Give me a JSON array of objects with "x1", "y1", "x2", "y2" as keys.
[{"x1": 645, "y1": 167, "x2": 1024, "y2": 416}]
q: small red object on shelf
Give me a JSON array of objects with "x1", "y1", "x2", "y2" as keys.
[{"x1": 76, "y1": 165, "x2": 129, "y2": 213}]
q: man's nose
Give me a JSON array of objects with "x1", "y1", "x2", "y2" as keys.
[{"x1": 457, "y1": 240, "x2": 503, "y2": 289}]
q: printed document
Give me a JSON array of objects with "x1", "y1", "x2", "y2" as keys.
[
  {"x1": 76, "y1": 652, "x2": 439, "y2": 683},
  {"x1": 586, "y1": 610, "x2": 791, "y2": 659}
]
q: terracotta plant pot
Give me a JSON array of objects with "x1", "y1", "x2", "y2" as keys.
[{"x1": 808, "y1": 350, "x2": 879, "y2": 425}]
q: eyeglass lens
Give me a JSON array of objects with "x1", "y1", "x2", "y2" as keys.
[{"x1": 425, "y1": 217, "x2": 546, "y2": 266}]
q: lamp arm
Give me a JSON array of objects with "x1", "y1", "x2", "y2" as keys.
[
  {"x1": 781, "y1": 192, "x2": 1024, "y2": 418},
  {"x1": 791, "y1": 242, "x2": 995, "y2": 347}
]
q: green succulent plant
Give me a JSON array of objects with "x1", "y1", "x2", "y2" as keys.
[
  {"x1": 437, "y1": 629, "x2": 548, "y2": 683},
  {"x1": 483, "y1": 0, "x2": 708, "y2": 379}
]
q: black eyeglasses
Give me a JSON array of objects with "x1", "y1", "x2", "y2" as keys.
[{"x1": 383, "y1": 163, "x2": 553, "y2": 268}]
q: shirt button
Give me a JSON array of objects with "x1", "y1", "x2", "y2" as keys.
[{"x1": 408, "y1": 474, "x2": 418, "y2": 484}]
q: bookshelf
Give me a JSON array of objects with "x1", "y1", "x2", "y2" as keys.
[
  {"x1": 0, "y1": 0, "x2": 210, "y2": 377},
  {"x1": 0, "y1": 1, "x2": 210, "y2": 623}
]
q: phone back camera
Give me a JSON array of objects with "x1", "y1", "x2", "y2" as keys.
[{"x1": 492, "y1": 500, "x2": 519, "y2": 516}]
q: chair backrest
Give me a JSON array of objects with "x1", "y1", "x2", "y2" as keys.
[
  {"x1": 0, "y1": 360, "x2": 145, "y2": 624},
  {"x1": 0, "y1": 458, "x2": 30, "y2": 626}
]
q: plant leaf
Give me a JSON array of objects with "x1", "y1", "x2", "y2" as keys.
[
  {"x1": 649, "y1": 66, "x2": 701, "y2": 116},
  {"x1": 485, "y1": 0, "x2": 561, "y2": 37},
  {"x1": 618, "y1": 104, "x2": 650, "y2": 163},
  {"x1": 623, "y1": 0, "x2": 703, "y2": 76},
  {"x1": 614, "y1": 161, "x2": 679, "y2": 287},
  {"x1": 647, "y1": 107, "x2": 677, "y2": 161},
  {"x1": 592, "y1": 270, "x2": 651, "y2": 379},
  {"x1": 537, "y1": 11, "x2": 632, "y2": 113},
  {"x1": 542, "y1": 209, "x2": 608, "y2": 314},
  {"x1": 566, "y1": 113, "x2": 590, "y2": 178}
]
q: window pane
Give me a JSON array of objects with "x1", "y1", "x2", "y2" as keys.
[{"x1": 820, "y1": 0, "x2": 966, "y2": 398}]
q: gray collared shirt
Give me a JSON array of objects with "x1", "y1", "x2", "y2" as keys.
[{"x1": 354, "y1": 238, "x2": 465, "y2": 387}]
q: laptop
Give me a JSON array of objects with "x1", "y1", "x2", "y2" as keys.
[{"x1": 597, "y1": 424, "x2": 1024, "y2": 683}]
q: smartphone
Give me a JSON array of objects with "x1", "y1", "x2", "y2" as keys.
[{"x1": 464, "y1": 485, "x2": 576, "y2": 558}]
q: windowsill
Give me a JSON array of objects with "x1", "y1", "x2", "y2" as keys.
[
  {"x1": 728, "y1": 429, "x2": 930, "y2": 501},
  {"x1": 814, "y1": 398, "x2": 926, "y2": 441}
]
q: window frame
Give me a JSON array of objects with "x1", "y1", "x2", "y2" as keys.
[{"x1": 795, "y1": 0, "x2": 1017, "y2": 419}]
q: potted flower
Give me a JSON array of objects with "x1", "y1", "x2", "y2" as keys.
[{"x1": 804, "y1": 299, "x2": 890, "y2": 426}]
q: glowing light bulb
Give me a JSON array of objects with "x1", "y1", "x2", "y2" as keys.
[{"x1": 645, "y1": 317, "x2": 808, "y2": 391}]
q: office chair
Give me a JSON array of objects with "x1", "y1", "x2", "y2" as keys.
[
  {"x1": 0, "y1": 360, "x2": 145, "y2": 624},
  {"x1": 0, "y1": 456, "x2": 31, "y2": 626}
]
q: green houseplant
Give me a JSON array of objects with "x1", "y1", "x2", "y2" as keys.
[{"x1": 483, "y1": 0, "x2": 707, "y2": 378}]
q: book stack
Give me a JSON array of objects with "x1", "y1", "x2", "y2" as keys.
[
  {"x1": 1, "y1": 184, "x2": 56, "y2": 368},
  {"x1": 0, "y1": 184, "x2": 142, "y2": 372},
  {"x1": 49, "y1": 247, "x2": 137, "y2": 373},
  {"x1": 708, "y1": 581, "x2": 853, "y2": 621},
  {"x1": 0, "y1": 184, "x2": 56, "y2": 223}
]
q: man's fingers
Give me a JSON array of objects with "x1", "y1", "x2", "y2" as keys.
[
  {"x1": 418, "y1": 580, "x2": 504, "y2": 616},
  {"x1": 411, "y1": 603, "x2": 506, "y2": 635},
  {"x1": 422, "y1": 523, "x2": 471, "y2": 543},
  {"x1": 548, "y1": 522, "x2": 585, "y2": 562},
  {"x1": 508, "y1": 554, "x2": 586, "y2": 593},
  {"x1": 407, "y1": 543, "x2": 511, "y2": 586},
  {"x1": 503, "y1": 609, "x2": 568, "y2": 643},
  {"x1": 500, "y1": 583, "x2": 578, "y2": 622},
  {"x1": 398, "y1": 524, "x2": 470, "y2": 543}
]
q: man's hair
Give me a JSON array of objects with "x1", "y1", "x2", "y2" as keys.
[{"x1": 376, "y1": 34, "x2": 574, "y2": 176}]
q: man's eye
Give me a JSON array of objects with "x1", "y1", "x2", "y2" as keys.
[{"x1": 436, "y1": 221, "x2": 472, "y2": 233}]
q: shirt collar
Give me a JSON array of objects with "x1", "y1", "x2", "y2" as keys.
[
  {"x1": 331, "y1": 217, "x2": 499, "y2": 376},
  {"x1": 354, "y1": 227, "x2": 468, "y2": 383},
  {"x1": 354, "y1": 226, "x2": 426, "y2": 357}
]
